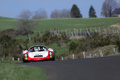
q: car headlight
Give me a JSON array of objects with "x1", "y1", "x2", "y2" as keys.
[
  {"x1": 49, "y1": 52, "x2": 53, "y2": 58},
  {"x1": 24, "y1": 54, "x2": 28, "y2": 60}
]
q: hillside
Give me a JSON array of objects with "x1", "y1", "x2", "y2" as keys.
[
  {"x1": 0, "y1": 17, "x2": 120, "y2": 31},
  {"x1": 0, "y1": 17, "x2": 120, "y2": 60}
]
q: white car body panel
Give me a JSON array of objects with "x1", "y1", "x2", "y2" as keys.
[
  {"x1": 28, "y1": 51, "x2": 48, "y2": 58},
  {"x1": 48, "y1": 48, "x2": 53, "y2": 51},
  {"x1": 23, "y1": 50, "x2": 28, "y2": 54}
]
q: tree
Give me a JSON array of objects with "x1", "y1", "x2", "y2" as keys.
[
  {"x1": 32, "y1": 8, "x2": 48, "y2": 19},
  {"x1": 50, "y1": 10, "x2": 61, "y2": 18},
  {"x1": 70, "y1": 4, "x2": 82, "y2": 18},
  {"x1": 60, "y1": 9, "x2": 71, "y2": 18},
  {"x1": 18, "y1": 10, "x2": 32, "y2": 19},
  {"x1": 15, "y1": 10, "x2": 38, "y2": 41},
  {"x1": 101, "y1": 0, "x2": 117, "y2": 17},
  {"x1": 89, "y1": 5, "x2": 97, "y2": 18},
  {"x1": 50, "y1": 9, "x2": 70, "y2": 18}
]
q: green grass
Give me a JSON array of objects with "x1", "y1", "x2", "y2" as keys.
[
  {"x1": 0, "y1": 61, "x2": 47, "y2": 80},
  {"x1": 0, "y1": 17, "x2": 120, "y2": 31},
  {"x1": 36, "y1": 18, "x2": 120, "y2": 31},
  {"x1": 109, "y1": 53, "x2": 120, "y2": 56},
  {"x1": 0, "y1": 17, "x2": 18, "y2": 31},
  {"x1": 46, "y1": 43, "x2": 69, "y2": 58}
]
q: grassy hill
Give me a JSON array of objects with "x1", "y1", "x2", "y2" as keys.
[
  {"x1": 0, "y1": 17, "x2": 120, "y2": 31},
  {"x1": 0, "y1": 17, "x2": 120, "y2": 60}
]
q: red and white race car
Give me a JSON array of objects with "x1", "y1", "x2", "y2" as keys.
[{"x1": 22, "y1": 45, "x2": 55, "y2": 62}]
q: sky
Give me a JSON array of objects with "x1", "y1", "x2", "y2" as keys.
[{"x1": 0, "y1": 0, "x2": 119, "y2": 18}]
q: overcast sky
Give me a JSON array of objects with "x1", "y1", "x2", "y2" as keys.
[{"x1": 0, "y1": 0, "x2": 119, "y2": 18}]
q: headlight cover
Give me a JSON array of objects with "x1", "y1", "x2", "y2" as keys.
[
  {"x1": 49, "y1": 52, "x2": 53, "y2": 58},
  {"x1": 24, "y1": 54, "x2": 28, "y2": 60}
]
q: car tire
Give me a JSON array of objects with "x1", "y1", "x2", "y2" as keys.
[
  {"x1": 51, "y1": 57, "x2": 55, "y2": 61},
  {"x1": 22, "y1": 59, "x2": 28, "y2": 63}
]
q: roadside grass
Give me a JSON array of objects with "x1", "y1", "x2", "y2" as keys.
[
  {"x1": 109, "y1": 53, "x2": 120, "y2": 56},
  {"x1": 0, "y1": 61, "x2": 47, "y2": 80},
  {"x1": 46, "y1": 43, "x2": 69, "y2": 59}
]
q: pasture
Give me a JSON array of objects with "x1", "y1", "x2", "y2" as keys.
[
  {"x1": 0, "y1": 17, "x2": 120, "y2": 60},
  {"x1": 0, "y1": 17, "x2": 120, "y2": 31}
]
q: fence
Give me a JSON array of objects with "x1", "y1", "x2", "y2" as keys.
[
  {"x1": 1, "y1": 57, "x2": 21, "y2": 61},
  {"x1": 0, "y1": 47, "x2": 117, "y2": 61},
  {"x1": 61, "y1": 47, "x2": 118, "y2": 60},
  {"x1": 38, "y1": 27, "x2": 120, "y2": 37}
]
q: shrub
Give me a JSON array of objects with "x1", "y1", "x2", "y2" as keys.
[
  {"x1": 36, "y1": 30, "x2": 70, "y2": 45},
  {"x1": 0, "y1": 35, "x2": 22, "y2": 58},
  {"x1": 69, "y1": 33, "x2": 120, "y2": 54}
]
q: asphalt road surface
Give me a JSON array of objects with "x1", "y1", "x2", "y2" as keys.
[{"x1": 20, "y1": 56, "x2": 120, "y2": 80}]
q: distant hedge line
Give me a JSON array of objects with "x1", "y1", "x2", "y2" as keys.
[{"x1": 69, "y1": 33, "x2": 120, "y2": 54}]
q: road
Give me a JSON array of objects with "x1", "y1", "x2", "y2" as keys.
[{"x1": 20, "y1": 56, "x2": 120, "y2": 80}]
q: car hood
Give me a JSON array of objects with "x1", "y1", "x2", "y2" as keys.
[{"x1": 28, "y1": 51, "x2": 48, "y2": 58}]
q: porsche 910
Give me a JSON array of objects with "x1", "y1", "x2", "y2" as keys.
[{"x1": 22, "y1": 45, "x2": 55, "y2": 62}]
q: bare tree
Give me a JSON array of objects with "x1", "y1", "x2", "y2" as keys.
[
  {"x1": 18, "y1": 10, "x2": 32, "y2": 19},
  {"x1": 50, "y1": 9, "x2": 70, "y2": 18},
  {"x1": 50, "y1": 10, "x2": 61, "y2": 18},
  {"x1": 15, "y1": 10, "x2": 38, "y2": 41},
  {"x1": 32, "y1": 8, "x2": 48, "y2": 19},
  {"x1": 101, "y1": 0, "x2": 117, "y2": 17},
  {"x1": 60, "y1": 9, "x2": 71, "y2": 18}
]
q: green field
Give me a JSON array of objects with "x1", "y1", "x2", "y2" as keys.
[
  {"x1": 1, "y1": 17, "x2": 120, "y2": 59},
  {"x1": 0, "y1": 61, "x2": 47, "y2": 80},
  {"x1": 0, "y1": 17, "x2": 120, "y2": 31},
  {"x1": 1, "y1": 17, "x2": 120, "y2": 80}
]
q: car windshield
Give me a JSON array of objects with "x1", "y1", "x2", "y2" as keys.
[{"x1": 29, "y1": 46, "x2": 48, "y2": 52}]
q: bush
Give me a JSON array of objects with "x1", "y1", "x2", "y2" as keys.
[
  {"x1": 69, "y1": 33, "x2": 120, "y2": 54},
  {"x1": 35, "y1": 30, "x2": 69, "y2": 45},
  {"x1": 0, "y1": 35, "x2": 22, "y2": 58}
]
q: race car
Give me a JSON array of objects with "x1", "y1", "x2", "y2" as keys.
[{"x1": 22, "y1": 45, "x2": 55, "y2": 62}]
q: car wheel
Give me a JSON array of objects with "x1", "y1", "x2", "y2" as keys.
[
  {"x1": 51, "y1": 57, "x2": 55, "y2": 61},
  {"x1": 22, "y1": 59, "x2": 28, "y2": 63}
]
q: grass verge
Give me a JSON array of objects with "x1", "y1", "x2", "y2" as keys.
[{"x1": 0, "y1": 61, "x2": 47, "y2": 80}]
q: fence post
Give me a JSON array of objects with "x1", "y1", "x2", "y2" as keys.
[
  {"x1": 86, "y1": 28, "x2": 91, "y2": 37},
  {"x1": 61, "y1": 57, "x2": 64, "y2": 60},
  {"x1": 38, "y1": 31, "x2": 41, "y2": 37},
  {"x1": 12, "y1": 57, "x2": 14, "y2": 61},
  {"x1": 79, "y1": 29, "x2": 82, "y2": 36},
  {"x1": 74, "y1": 28, "x2": 76, "y2": 36},
  {"x1": 69, "y1": 29, "x2": 71, "y2": 37},
  {"x1": 71, "y1": 32, "x2": 74, "y2": 37},
  {"x1": 2, "y1": 58, "x2": 3, "y2": 61},
  {"x1": 72, "y1": 54, "x2": 75, "y2": 59},
  {"x1": 89, "y1": 54, "x2": 92, "y2": 58},
  {"x1": 83, "y1": 51, "x2": 86, "y2": 58},
  {"x1": 98, "y1": 28, "x2": 101, "y2": 35},
  {"x1": 113, "y1": 48, "x2": 117, "y2": 54},
  {"x1": 117, "y1": 30, "x2": 119, "y2": 36},
  {"x1": 99, "y1": 50, "x2": 103, "y2": 57},
  {"x1": 95, "y1": 28, "x2": 97, "y2": 33},
  {"x1": 104, "y1": 29, "x2": 107, "y2": 35},
  {"x1": 76, "y1": 29, "x2": 78, "y2": 36},
  {"x1": 112, "y1": 30, "x2": 115, "y2": 35},
  {"x1": 18, "y1": 58, "x2": 20, "y2": 61}
]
